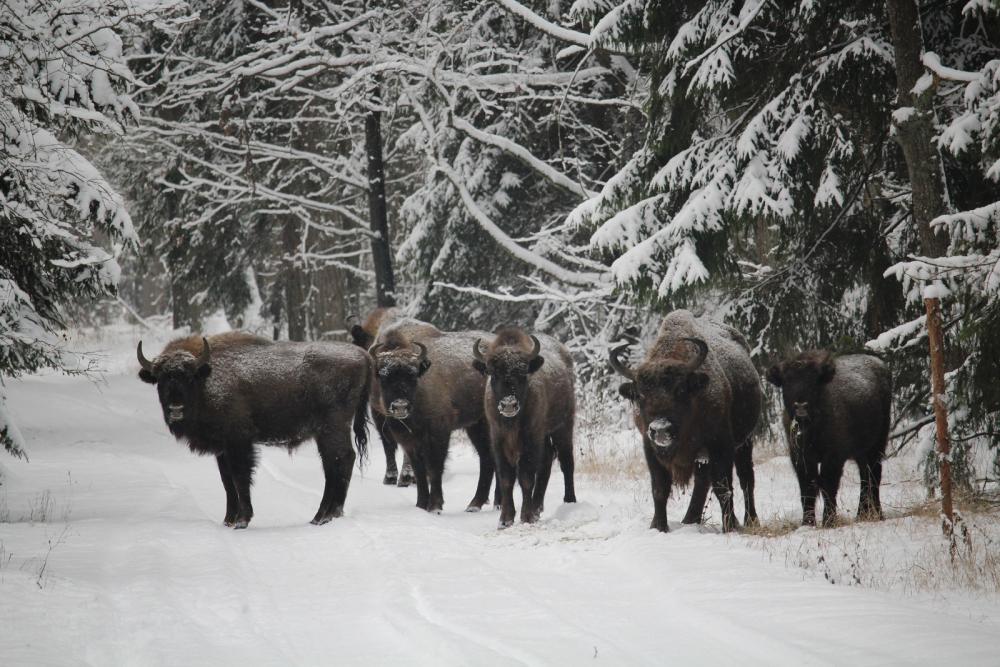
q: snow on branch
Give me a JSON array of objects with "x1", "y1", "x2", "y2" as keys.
[
  {"x1": 493, "y1": 0, "x2": 593, "y2": 49},
  {"x1": 436, "y1": 161, "x2": 607, "y2": 287}
]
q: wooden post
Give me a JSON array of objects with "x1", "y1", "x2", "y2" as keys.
[{"x1": 924, "y1": 296, "x2": 953, "y2": 526}]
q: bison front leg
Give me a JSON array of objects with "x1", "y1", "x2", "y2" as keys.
[
  {"x1": 710, "y1": 448, "x2": 739, "y2": 533},
  {"x1": 643, "y1": 442, "x2": 671, "y2": 532},
  {"x1": 791, "y1": 445, "x2": 819, "y2": 527},
  {"x1": 494, "y1": 449, "x2": 517, "y2": 529},
  {"x1": 374, "y1": 412, "x2": 399, "y2": 485},
  {"x1": 215, "y1": 453, "x2": 239, "y2": 527},
  {"x1": 465, "y1": 422, "x2": 495, "y2": 512},
  {"x1": 681, "y1": 462, "x2": 710, "y2": 525},
  {"x1": 425, "y1": 435, "x2": 450, "y2": 514},
  {"x1": 227, "y1": 444, "x2": 258, "y2": 530},
  {"x1": 313, "y1": 426, "x2": 356, "y2": 525},
  {"x1": 734, "y1": 439, "x2": 758, "y2": 527},
  {"x1": 551, "y1": 424, "x2": 577, "y2": 504},
  {"x1": 818, "y1": 456, "x2": 845, "y2": 528}
]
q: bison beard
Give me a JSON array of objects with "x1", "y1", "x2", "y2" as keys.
[
  {"x1": 474, "y1": 327, "x2": 577, "y2": 529},
  {"x1": 611, "y1": 310, "x2": 761, "y2": 533},
  {"x1": 767, "y1": 351, "x2": 891, "y2": 527},
  {"x1": 138, "y1": 332, "x2": 372, "y2": 529}
]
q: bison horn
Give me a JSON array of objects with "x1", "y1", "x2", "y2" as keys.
[
  {"x1": 472, "y1": 338, "x2": 486, "y2": 362},
  {"x1": 683, "y1": 337, "x2": 708, "y2": 370},
  {"x1": 137, "y1": 341, "x2": 154, "y2": 373},
  {"x1": 609, "y1": 343, "x2": 636, "y2": 380},
  {"x1": 528, "y1": 335, "x2": 541, "y2": 359},
  {"x1": 413, "y1": 341, "x2": 428, "y2": 362},
  {"x1": 369, "y1": 342, "x2": 386, "y2": 357},
  {"x1": 197, "y1": 337, "x2": 211, "y2": 367}
]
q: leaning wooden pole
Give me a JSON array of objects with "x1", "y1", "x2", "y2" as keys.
[
  {"x1": 924, "y1": 296, "x2": 953, "y2": 526},
  {"x1": 886, "y1": 0, "x2": 954, "y2": 532}
]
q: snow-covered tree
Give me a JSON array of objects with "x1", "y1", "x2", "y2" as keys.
[{"x1": 0, "y1": 0, "x2": 184, "y2": 458}]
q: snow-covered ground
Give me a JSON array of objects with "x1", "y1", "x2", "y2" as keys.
[{"x1": 1, "y1": 328, "x2": 998, "y2": 665}]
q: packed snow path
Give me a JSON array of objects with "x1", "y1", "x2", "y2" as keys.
[{"x1": 2, "y1": 372, "x2": 998, "y2": 666}]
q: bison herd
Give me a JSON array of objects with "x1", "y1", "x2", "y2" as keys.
[{"x1": 137, "y1": 308, "x2": 891, "y2": 532}]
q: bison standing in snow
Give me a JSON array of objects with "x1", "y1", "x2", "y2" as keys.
[
  {"x1": 369, "y1": 319, "x2": 498, "y2": 513},
  {"x1": 349, "y1": 307, "x2": 414, "y2": 487},
  {"x1": 766, "y1": 351, "x2": 891, "y2": 527},
  {"x1": 473, "y1": 326, "x2": 577, "y2": 529},
  {"x1": 610, "y1": 310, "x2": 761, "y2": 533},
  {"x1": 137, "y1": 332, "x2": 371, "y2": 529}
]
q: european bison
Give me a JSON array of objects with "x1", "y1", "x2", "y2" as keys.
[
  {"x1": 138, "y1": 332, "x2": 371, "y2": 529},
  {"x1": 369, "y1": 319, "x2": 498, "y2": 513},
  {"x1": 349, "y1": 307, "x2": 414, "y2": 487},
  {"x1": 610, "y1": 310, "x2": 760, "y2": 532},
  {"x1": 473, "y1": 326, "x2": 576, "y2": 528},
  {"x1": 766, "y1": 351, "x2": 891, "y2": 527}
]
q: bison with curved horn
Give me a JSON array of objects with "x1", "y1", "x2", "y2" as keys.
[
  {"x1": 348, "y1": 307, "x2": 415, "y2": 487},
  {"x1": 610, "y1": 310, "x2": 761, "y2": 532},
  {"x1": 473, "y1": 326, "x2": 576, "y2": 529},
  {"x1": 369, "y1": 319, "x2": 498, "y2": 513},
  {"x1": 766, "y1": 350, "x2": 891, "y2": 527},
  {"x1": 138, "y1": 332, "x2": 372, "y2": 529}
]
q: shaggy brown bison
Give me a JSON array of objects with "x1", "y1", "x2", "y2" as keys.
[
  {"x1": 369, "y1": 319, "x2": 498, "y2": 513},
  {"x1": 138, "y1": 332, "x2": 371, "y2": 529},
  {"x1": 610, "y1": 310, "x2": 760, "y2": 533},
  {"x1": 349, "y1": 307, "x2": 414, "y2": 487},
  {"x1": 766, "y1": 351, "x2": 891, "y2": 527},
  {"x1": 473, "y1": 326, "x2": 576, "y2": 529}
]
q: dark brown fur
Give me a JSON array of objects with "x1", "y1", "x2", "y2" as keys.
[
  {"x1": 475, "y1": 326, "x2": 576, "y2": 529},
  {"x1": 369, "y1": 320, "x2": 498, "y2": 513},
  {"x1": 138, "y1": 332, "x2": 372, "y2": 529},
  {"x1": 767, "y1": 350, "x2": 891, "y2": 527},
  {"x1": 613, "y1": 310, "x2": 761, "y2": 533}
]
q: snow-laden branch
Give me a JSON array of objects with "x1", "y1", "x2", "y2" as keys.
[
  {"x1": 436, "y1": 161, "x2": 607, "y2": 287},
  {"x1": 451, "y1": 116, "x2": 597, "y2": 199},
  {"x1": 493, "y1": 0, "x2": 592, "y2": 48}
]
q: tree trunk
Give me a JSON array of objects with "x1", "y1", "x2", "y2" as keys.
[
  {"x1": 365, "y1": 105, "x2": 396, "y2": 307},
  {"x1": 282, "y1": 216, "x2": 307, "y2": 341},
  {"x1": 886, "y1": 0, "x2": 953, "y2": 529}
]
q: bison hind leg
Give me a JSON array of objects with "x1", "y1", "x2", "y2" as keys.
[
  {"x1": 397, "y1": 454, "x2": 415, "y2": 487},
  {"x1": 681, "y1": 462, "x2": 711, "y2": 525}
]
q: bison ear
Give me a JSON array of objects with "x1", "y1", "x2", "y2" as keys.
[
  {"x1": 618, "y1": 382, "x2": 638, "y2": 401},
  {"x1": 527, "y1": 356, "x2": 545, "y2": 373},
  {"x1": 138, "y1": 369, "x2": 157, "y2": 384},
  {"x1": 818, "y1": 360, "x2": 836, "y2": 384},
  {"x1": 765, "y1": 363, "x2": 783, "y2": 387},
  {"x1": 197, "y1": 364, "x2": 212, "y2": 379},
  {"x1": 418, "y1": 358, "x2": 432, "y2": 376},
  {"x1": 350, "y1": 325, "x2": 370, "y2": 348},
  {"x1": 472, "y1": 360, "x2": 488, "y2": 375},
  {"x1": 687, "y1": 372, "x2": 709, "y2": 394}
]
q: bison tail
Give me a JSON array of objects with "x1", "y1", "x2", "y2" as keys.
[{"x1": 353, "y1": 368, "x2": 371, "y2": 467}]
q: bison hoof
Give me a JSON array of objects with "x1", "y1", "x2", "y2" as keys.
[
  {"x1": 649, "y1": 518, "x2": 669, "y2": 532},
  {"x1": 223, "y1": 518, "x2": 236, "y2": 527},
  {"x1": 564, "y1": 494, "x2": 577, "y2": 503},
  {"x1": 498, "y1": 518, "x2": 514, "y2": 530},
  {"x1": 397, "y1": 468, "x2": 415, "y2": 487},
  {"x1": 465, "y1": 505, "x2": 482, "y2": 513},
  {"x1": 311, "y1": 516, "x2": 332, "y2": 526},
  {"x1": 233, "y1": 518, "x2": 250, "y2": 530},
  {"x1": 383, "y1": 472, "x2": 398, "y2": 485}
]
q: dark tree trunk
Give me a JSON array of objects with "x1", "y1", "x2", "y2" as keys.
[
  {"x1": 365, "y1": 107, "x2": 396, "y2": 307},
  {"x1": 886, "y1": 0, "x2": 953, "y2": 528},
  {"x1": 282, "y1": 216, "x2": 307, "y2": 341}
]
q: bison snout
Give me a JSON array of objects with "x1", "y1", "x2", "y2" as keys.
[
  {"x1": 793, "y1": 401, "x2": 809, "y2": 419},
  {"x1": 497, "y1": 396, "x2": 520, "y2": 418},
  {"x1": 167, "y1": 404, "x2": 184, "y2": 422},
  {"x1": 647, "y1": 418, "x2": 676, "y2": 450},
  {"x1": 388, "y1": 399, "x2": 411, "y2": 419}
]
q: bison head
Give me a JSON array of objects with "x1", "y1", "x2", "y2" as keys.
[
  {"x1": 371, "y1": 341, "x2": 430, "y2": 420},
  {"x1": 473, "y1": 330, "x2": 543, "y2": 419},
  {"x1": 137, "y1": 338, "x2": 211, "y2": 426},
  {"x1": 611, "y1": 338, "x2": 710, "y2": 457},
  {"x1": 766, "y1": 350, "x2": 836, "y2": 423}
]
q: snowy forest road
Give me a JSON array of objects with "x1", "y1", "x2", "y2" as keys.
[{"x1": 2, "y1": 372, "x2": 998, "y2": 666}]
